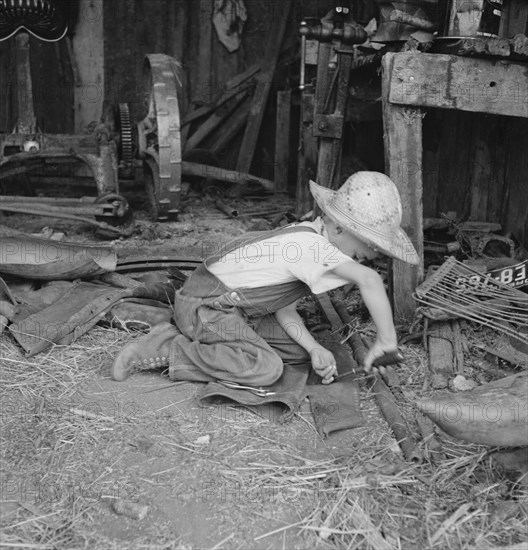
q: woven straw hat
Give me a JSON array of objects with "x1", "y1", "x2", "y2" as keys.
[{"x1": 309, "y1": 172, "x2": 419, "y2": 264}]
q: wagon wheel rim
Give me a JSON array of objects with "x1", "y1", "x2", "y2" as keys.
[
  {"x1": 143, "y1": 157, "x2": 161, "y2": 222},
  {"x1": 138, "y1": 54, "x2": 182, "y2": 221}
]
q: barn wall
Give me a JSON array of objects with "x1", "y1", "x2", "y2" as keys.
[{"x1": 421, "y1": 110, "x2": 528, "y2": 245}]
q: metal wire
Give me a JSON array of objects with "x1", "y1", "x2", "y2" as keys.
[{"x1": 414, "y1": 257, "x2": 528, "y2": 344}]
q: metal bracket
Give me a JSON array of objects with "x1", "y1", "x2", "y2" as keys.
[{"x1": 313, "y1": 113, "x2": 345, "y2": 139}]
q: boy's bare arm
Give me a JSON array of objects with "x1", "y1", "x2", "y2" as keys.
[
  {"x1": 275, "y1": 301, "x2": 337, "y2": 384},
  {"x1": 333, "y1": 260, "x2": 398, "y2": 371}
]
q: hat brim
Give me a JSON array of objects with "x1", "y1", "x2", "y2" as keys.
[{"x1": 309, "y1": 180, "x2": 419, "y2": 265}]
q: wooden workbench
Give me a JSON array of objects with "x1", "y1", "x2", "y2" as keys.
[{"x1": 381, "y1": 51, "x2": 528, "y2": 322}]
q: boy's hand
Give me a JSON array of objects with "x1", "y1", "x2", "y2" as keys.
[
  {"x1": 364, "y1": 339, "x2": 399, "y2": 375},
  {"x1": 310, "y1": 345, "x2": 337, "y2": 384}
]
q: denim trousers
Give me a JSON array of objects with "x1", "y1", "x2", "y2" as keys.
[{"x1": 169, "y1": 227, "x2": 316, "y2": 385}]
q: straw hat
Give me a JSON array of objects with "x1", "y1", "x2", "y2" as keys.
[{"x1": 309, "y1": 172, "x2": 419, "y2": 264}]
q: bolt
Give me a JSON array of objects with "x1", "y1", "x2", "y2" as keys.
[{"x1": 318, "y1": 121, "x2": 328, "y2": 131}]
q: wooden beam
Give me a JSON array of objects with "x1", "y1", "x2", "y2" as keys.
[
  {"x1": 382, "y1": 53, "x2": 425, "y2": 323},
  {"x1": 387, "y1": 52, "x2": 528, "y2": 119},
  {"x1": 236, "y1": 0, "x2": 292, "y2": 174},
  {"x1": 181, "y1": 161, "x2": 274, "y2": 191},
  {"x1": 274, "y1": 90, "x2": 291, "y2": 193}
]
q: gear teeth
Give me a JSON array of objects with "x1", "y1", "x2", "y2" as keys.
[
  {"x1": 143, "y1": 54, "x2": 183, "y2": 221},
  {"x1": 118, "y1": 103, "x2": 134, "y2": 166}
]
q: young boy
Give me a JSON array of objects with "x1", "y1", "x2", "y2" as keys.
[{"x1": 112, "y1": 171, "x2": 419, "y2": 385}]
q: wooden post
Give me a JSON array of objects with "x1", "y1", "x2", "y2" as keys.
[
  {"x1": 296, "y1": 89, "x2": 317, "y2": 217},
  {"x1": 72, "y1": 0, "x2": 104, "y2": 133},
  {"x1": 381, "y1": 53, "x2": 425, "y2": 323},
  {"x1": 427, "y1": 321, "x2": 454, "y2": 389},
  {"x1": 274, "y1": 90, "x2": 291, "y2": 193},
  {"x1": 13, "y1": 33, "x2": 36, "y2": 133},
  {"x1": 314, "y1": 47, "x2": 353, "y2": 189}
]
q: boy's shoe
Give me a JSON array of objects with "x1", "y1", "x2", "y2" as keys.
[{"x1": 111, "y1": 322, "x2": 181, "y2": 381}]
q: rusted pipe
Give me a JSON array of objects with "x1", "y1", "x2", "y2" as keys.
[
  {"x1": 214, "y1": 198, "x2": 238, "y2": 218},
  {"x1": 330, "y1": 298, "x2": 423, "y2": 463}
]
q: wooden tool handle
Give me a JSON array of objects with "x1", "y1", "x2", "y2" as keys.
[{"x1": 372, "y1": 350, "x2": 404, "y2": 367}]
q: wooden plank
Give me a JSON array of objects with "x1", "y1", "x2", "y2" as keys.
[
  {"x1": 501, "y1": 0, "x2": 528, "y2": 38},
  {"x1": 181, "y1": 161, "x2": 274, "y2": 192},
  {"x1": 388, "y1": 52, "x2": 528, "y2": 118},
  {"x1": 503, "y1": 118, "x2": 528, "y2": 245},
  {"x1": 196, "y1": 0, "x2": 213, "y2": 104},
  {"x1": 0, "y1": 40, "x2": 12, "y2": 129},
  {"x1": 170, "y1": 0, "x2": 186, "y2": 62},
  {"x1": 470, "y1": 130, "x2": 490, "y2": 221},
  {"x1": 274, "y1": 90, "x2": 291, "y2": 193},
  {"x1": 184, "y1": 90, "x2": 248, "y2": 152},
  {"x1": 208, "y1": 100, "x2": 250, "y2": 155},
  {"x1": 236, "y1": 0, "x2": 292, "y2": 174},
  {"x1": 436, "y1": 111, "x2": 474, "y2": 220},
  {"x1": 430, "y1": 36, "x2": 528, "y2": 60},
  {"x1": 296, "y1": 90, "x2": 316, "y2": 217},
  {"x1": 181, "y1": 65, "x2": 260, "y2": 126},
  {"x1": 168, "y1": 0, "x2": 187, "y2": 116},
  {"x1": 382, "y1": 53, "x2": 425, "y2": 323}
]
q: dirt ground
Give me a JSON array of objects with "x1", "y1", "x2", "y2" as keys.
[{"x1": 0, "y1": 188, "x2": 527, "y2": 550}]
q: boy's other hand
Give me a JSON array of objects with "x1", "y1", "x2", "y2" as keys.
[
  {"x1": 310, "y1": 345, "x2": 337, "y2": 384},
  {"x1": 364, "y1": 339, "x2": 399, "y2": 375}
]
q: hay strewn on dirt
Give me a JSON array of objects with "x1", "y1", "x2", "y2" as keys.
[{"x1": 1, "y1": 198, "x2": 527, "y2": 549}]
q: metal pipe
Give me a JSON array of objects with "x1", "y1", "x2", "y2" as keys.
[
  {"x1": 214, "y1": 198, "x2": 238, "y2": 218},
  {"x1": 299, "y1": 32, "x2": 306, "y2": 90}
]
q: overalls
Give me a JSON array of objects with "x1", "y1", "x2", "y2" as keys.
[{"x1": 169, "y1": 226, "x2": 316, "y2": 385}]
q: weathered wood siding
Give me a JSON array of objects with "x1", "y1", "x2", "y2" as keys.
[{"x1": 421, "y1": 110, "x2": 528, "y2": 246}]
